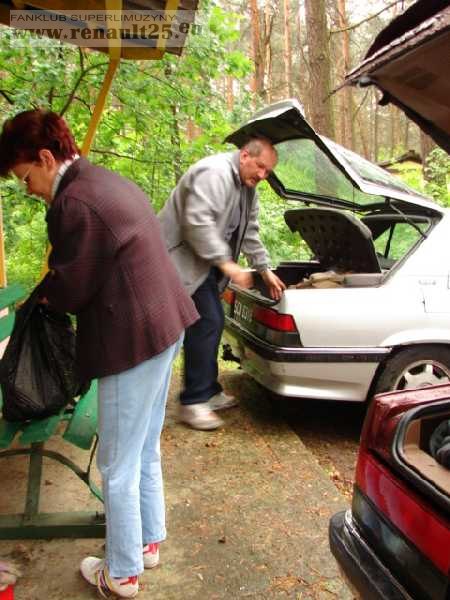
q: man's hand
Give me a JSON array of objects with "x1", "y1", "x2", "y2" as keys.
[
  {"x1": 261, "y1": 269, "x2": 286, "y2": 300},
  {"x1": 219, "y1": 260, "x2": 253, "y2": 289}
]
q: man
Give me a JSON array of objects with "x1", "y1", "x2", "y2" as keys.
[
  {"x1": 159, "y1": 137, "x2": 286, "y2": 431},
  {"x1": 0, "y1": 109, "x2": 198, "y2": 598}
]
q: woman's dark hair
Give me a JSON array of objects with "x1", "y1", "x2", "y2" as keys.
[{"x1": 0, "y1": 109, "x2": 79, "y2": 177}]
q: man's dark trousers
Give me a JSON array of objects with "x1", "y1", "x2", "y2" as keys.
[{"x1": 180, "y1": 269, "x2": 224, "y2": 405}]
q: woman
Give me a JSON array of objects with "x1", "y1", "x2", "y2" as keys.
[{"x1": 0, "y1": 109, "x2": 199, "y2": 598}]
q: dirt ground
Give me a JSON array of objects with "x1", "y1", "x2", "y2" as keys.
[
  {"x1": 215, "y1": 366, "x2": 365, "y2": 501},
  {"x1": 0, "y1": 365, "x2": 361, "y2": 599},
  {"x1": 273, "y1": 394, "x2": 366, "y2": 499},
  {"x1": 216, "y1": 365, "x2": 365, "y2": 500}
]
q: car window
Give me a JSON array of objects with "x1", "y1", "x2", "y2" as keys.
[
  {"x1": 372, "y1": 222, "x2": 428, "y2": 263},
  {"x1": 274, "y1": 139, "x2": 381, "y2": 205},
  {"x1": 324, "y1": 138, "x2": 424, "y2": 197},
  {"x1": 274, "y1": 137, "x2": 430, "y2": 208}
]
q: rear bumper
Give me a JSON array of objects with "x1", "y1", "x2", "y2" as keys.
[
  {"x1": 224, "y1": 320, "x2": 382, "y2": 401},
  {"x1": 329, "y1": 510, "x2": 411, "y2": 600},
  {"x1": 225, "y1": 317, "x2": 389, "y2": 363}
]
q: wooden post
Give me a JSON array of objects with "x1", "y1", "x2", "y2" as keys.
[{"x1": 80, "y1": 58, "x2": 120, "y2": 156}]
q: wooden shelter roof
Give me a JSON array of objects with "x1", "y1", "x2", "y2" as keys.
[{"x1": 0, "y1": 0, "x2": 199, "y2": 60}]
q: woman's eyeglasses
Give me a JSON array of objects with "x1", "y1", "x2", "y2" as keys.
[{"x1": 16, "y1": 165, "x2": 33, "y2": 189}]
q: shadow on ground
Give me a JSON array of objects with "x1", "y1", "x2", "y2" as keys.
[
  {"x1": 222, "y1": 370, "x2": 366, "y2": 498},
  {"x1": 0, "y1": 368, "x2": 355, "y2": 600}
]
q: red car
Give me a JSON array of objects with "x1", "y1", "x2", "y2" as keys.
[
  {"x1": 330, "y1": 1, "x2": 450, "y2": 597},
  {"x1": 329, "y1": 385, "x2": 450, "y2": 599}
]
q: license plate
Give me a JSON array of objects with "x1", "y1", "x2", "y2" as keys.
[{"x1": 234, "y1": 299, "x2": 253, "y2": 324}]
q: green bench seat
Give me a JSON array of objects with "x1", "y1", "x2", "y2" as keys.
[{"x1": 0, "y1": 284, "x2": 105, "y2": 539}]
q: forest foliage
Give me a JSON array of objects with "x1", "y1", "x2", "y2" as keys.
[{"x1": 0, "y1": 0, "x2": 448, "y2": 289}]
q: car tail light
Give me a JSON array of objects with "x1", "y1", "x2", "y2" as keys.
[
  {"x1": 253, "y1": 307, "x2": 298, "y2": 332},
  {"x1": 358, "y1": 395, "x2": 400, "y2": 464},
  {"x1": 222, "y1": 288, "x2": 235, "y2": 306},
  {"x1": 353, "y1": 453, "x2": 450, "y2": 580},
  {"x1": 359, "y1": 385, "x2": 450, "y2": 463},
  {"x1": 352, "y1": 386, "x2": 450, "y2": 588},
  {"x1": 355, "y1": 389, "x2": 433, "y2": 501}
]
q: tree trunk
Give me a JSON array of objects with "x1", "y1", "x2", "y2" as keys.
[
  {"x1": 295, "y1": 3, "x2": 308, "y2": 114},
  {"x1": 263, "y1": 0, "x2": 275, "y2": 103},
  {"x1": 265, "y1": 40, "x2": 273, "y2": 103},
  {"x1": 337, "y1": 0, "x2": 353, "y2": 149},
  {"x1": 304, "y1": 0, "x2": 335, "y2": 137},
  {"x1": 373, "y1": 90, "x2": 380, "y2": 162},
  {"x1": 186, "y1": 118, "x2": 195, "y2": 142},
  {"x1": 389, "y1": 105, "x2": 401, "y2": 157},
  {"x1": 283, "y1": 0, "x2": 293, "y2": 97},
  {"x1": 249, "y1": 0, "x2": 263, "y2": 102},
  {"x1": 226, "y1": 76, "x2": 234, "y2": 111},
  {"x1": 357, "y1": 113, "x2": 369, "y2": 159},
  {"x1": 420, "y1": 130, "x2": 436, "y2": 183},
  {"x1": 403, "y1": 118, "x2": 410, "y2": 151}
]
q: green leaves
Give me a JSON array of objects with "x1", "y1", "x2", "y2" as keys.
[
  {"x1": 424, "y1": 148, "x2": 450, "y2": 206},
  {"x1": 0, "y1": 7, "x2": 264, "y2": 288}
]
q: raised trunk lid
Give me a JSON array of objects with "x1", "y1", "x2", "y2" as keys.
[{"x1": 226, "y1": 99, "x2": 441, "y2": 214}]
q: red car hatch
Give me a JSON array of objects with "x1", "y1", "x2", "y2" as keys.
[{"x1": 353, "y1": 384, "x2": 450, "y2": 596}]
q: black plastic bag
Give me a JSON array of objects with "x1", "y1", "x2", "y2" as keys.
[{"x1": 0, "y1": 285, "x2": 89, "y2": 422}]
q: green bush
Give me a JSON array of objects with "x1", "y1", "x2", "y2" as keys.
[{"x1": 424, "y1": 148, "x2": 450, "y2": 206}]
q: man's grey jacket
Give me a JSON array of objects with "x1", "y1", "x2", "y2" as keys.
[{"x1": 158, "y1": 151, "x2": 269, "y2": 295}]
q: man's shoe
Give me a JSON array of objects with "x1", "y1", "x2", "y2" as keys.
[
  {"x1": 179, "y1": 403, "x2": 224, "y2": 430},
  {"x1": 143, "y1": 542, "x2": 160, "y2": 569},
  {"x1": 80, "y1": 557, "x2": 138, "y2": 598},
  {"x1": 208, "y1": 391, "x2": 238, "y2": 411}
]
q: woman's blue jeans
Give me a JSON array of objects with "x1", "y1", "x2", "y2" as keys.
[{"x1": 97, "y1": 334, "x2": 183, "y2": 578}]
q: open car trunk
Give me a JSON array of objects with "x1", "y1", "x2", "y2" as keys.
[
  {"x1": 238, "y1": 207, "x2": 385, "y2": 301},
  {"x1": 225, "y1": 99, "x2": 441, "y2": 302},
  {"x1": 366, "y1": 385, "x2": 450, "y2": 517},
  {"x1": 401, "y1": 407, "x2": 450, "y2": 498},
  {"x1": 247, "y1": 265, "x2": 386, "y2": 302}
]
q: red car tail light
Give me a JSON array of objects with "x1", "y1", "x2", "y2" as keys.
[
  {"x1": 360, "y1": 385, "x2": 450, "y2": 463},
  {"x1": 353, "y1": 452, "x2": 450, "y2": 578},
  {"x1": 253, "y1": 307, "x2": 298, "y2": 332},
  {"x1": 222, "y1": 288, "x2": 235, "y2": 306},
  {"x1": 354, "y1": 385, "x2": 450, "y2": 577}
]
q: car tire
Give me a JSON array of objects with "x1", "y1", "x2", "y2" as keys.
[{"x1": 374, "y1": 345, "x2": 450, "y2": 394}]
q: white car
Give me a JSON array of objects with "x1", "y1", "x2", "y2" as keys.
[{"x1": 223, "y1": 99, "x2": 450, "y2": 402}]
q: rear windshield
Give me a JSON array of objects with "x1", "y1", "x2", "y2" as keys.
[
  {"x1": 325, "y1": 138, "x2": 424, "y2": 197},
  {"x1": 274, "y1": 138, "x2": 379, "y2": 205},
  {"x1": 274, "y1": 138, "x2": 426, "y2": 206}
]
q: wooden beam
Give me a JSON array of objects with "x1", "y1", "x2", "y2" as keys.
[
  {"x1": 81, "y1": 57, "x2": 119, "y2": 156},
  {"x1": 105, "y1": 0, "x2": 122, "y2": 60}
]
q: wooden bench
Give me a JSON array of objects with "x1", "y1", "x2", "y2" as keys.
[{"x1": 0, "y1": 284, "x2": 105, "y2": 539}]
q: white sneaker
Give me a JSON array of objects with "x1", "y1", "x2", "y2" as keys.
[
  {"x1": 80, "y1": 556, "x2": 138, "y2": 598},
  {"x1": 208, "y1": 391, "x2": 238, "y2": 411},
  {"x1": 143, "y1": 542, "x2": 160, "y2": 569},
  {"x1": 179, "y1": 403, "x2": 224, "y2": 430}
]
